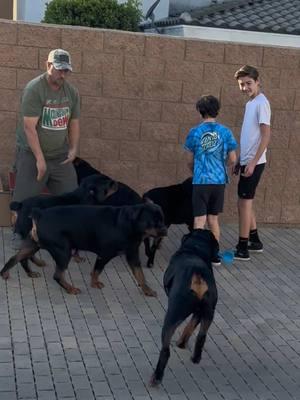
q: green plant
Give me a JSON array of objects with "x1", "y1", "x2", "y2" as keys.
[{"x1": 43, "y1": 0, "x2": 142, "y2": 31}]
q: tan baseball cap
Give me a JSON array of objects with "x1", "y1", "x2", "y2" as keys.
[{"x1": 47, "y1": 49, "x2": 72, "y2": 71}]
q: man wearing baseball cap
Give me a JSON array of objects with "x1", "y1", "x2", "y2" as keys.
[
  {"x1": 11, "y1": 48, "x2": 80, "y2": 248},
  {"x1": 47, "y1": 49, "x2": 73, "y2": 71}
]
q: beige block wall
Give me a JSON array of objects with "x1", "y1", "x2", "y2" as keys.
[{"x1": 0, "y1": 19, "x2": 299, "y2": 224}]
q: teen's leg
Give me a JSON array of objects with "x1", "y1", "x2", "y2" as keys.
[
  {"x1": 194, "y1": 215, "x2": 207, "y2": 229},
  {"x1": 250, "y1": 210, "x2": 257, "y2": 231},
  {"x1": 238, "y1": 197, "x2": 253, "y2": 238},
  {"x1": 237, "y1": 164, "x2": 265, "y2": 257},
  {"x1": 192, "y1": 185, "x2": 207, "y2": 230},
  {"x1": 248, "y1": 208, "x2": 263, "y2": 251},
  {"x1": 207, "y1": 214, "x2": 220, "y2": 242}
]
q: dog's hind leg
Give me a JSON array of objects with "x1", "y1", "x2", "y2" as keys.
[
  {"x1": 126, "y1": 246, "x2": 157, "y2": 296},
  {"x1": 150, "y1": 304, "x2": 191, "y2": 386},
  {"x1": 146, "y1": 237, "x2": 163, "y2": 268},
  {"x1": 144, "y1": 237, "x2": 151, "y2": 258},
  {"x1": 49, "y1": 245, "x2": 78, "y2": 294},
  {"x1": 1, "y1": 241, "x2": 40, "y2": 280},
  {"x1": 191, "y1": 317, "x2": 213, "y2": 364},
  {"x1": 177, "y1": 314, "x2": 201, "y2": 349},
  {"x1": 90, "y1": 255, "x2": 113, "y2": 289}
]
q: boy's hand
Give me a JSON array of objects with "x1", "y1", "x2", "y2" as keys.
[
  {"x1": 232, "y1": 162, "x2": 241, "y2": 175},
  {"x1": 242, "y1": 160, "x2": 256, "y2": 177}
]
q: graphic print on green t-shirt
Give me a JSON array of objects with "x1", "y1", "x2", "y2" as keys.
[{"x1": 42, "y1": 105, "x2": 70, "y2": 131}]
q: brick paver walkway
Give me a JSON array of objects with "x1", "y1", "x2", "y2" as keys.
[{"x1": 0, "y1": 225, "x2": 299, "y2": 400}]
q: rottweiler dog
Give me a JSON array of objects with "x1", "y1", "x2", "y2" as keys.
[
  {"x1": 29, "y1": 203, "x2": 167, "y2": 296},
  {"x1": 1, "y1": 174, "x2": 117, "y2": 280},
  {"x1": 143, "y1": 177, "x2": 193, "y2": 268},
  {"x1": 150, "y1": 229, "x2": 219, "y2": 386},
  {"x1": 73, "y1": 157, "x2": 142, "y2": 206}
]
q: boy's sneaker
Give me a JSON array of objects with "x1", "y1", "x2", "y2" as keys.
[
  {"x1": 234, "y1": 248, "x2": 250, "y2": 261},
  {"x1": 211, "y1": 256, "x2": 221, "y2": 267},
  {"x1": 248, "y1": 241, "x2": 263, "y2": 252}
]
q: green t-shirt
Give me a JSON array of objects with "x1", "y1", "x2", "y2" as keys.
[{"x1": 16, "y1": 72, "x2": 80, "y2": 159}]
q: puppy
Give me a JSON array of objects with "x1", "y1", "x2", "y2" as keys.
[
  {"x1": 30, "y1": 203, "x2": 167, "y2": 296},
  {"x1": 1, "y1": 174, "x2": 117, "y2": 279},
  {"x1": 143, "y1": 177, "x2": 193, "y2": 267},
  {"x1": 150, "y1": 229, "x2": 218, "y2": 386}
]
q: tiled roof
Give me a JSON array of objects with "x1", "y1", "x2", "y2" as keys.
[{"x1": 141, "y1": 0, "x2": 300, "y2": 35}]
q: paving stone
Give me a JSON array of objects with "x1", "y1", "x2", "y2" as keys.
[{"x1": 1, "y1": 225, "x2": 300, "y2": 400}]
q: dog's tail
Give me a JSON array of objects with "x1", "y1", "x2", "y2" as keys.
[
  {"x1": 10, "y1": 201, "x2": 22, "y2": 211},
  {"x1": 190, "y1": 273, "x2": 208, "y2": 300}
]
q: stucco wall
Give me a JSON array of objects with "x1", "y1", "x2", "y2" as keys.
[{"x1": 0, "y1": 19, "x2": 299, "y2": 224}]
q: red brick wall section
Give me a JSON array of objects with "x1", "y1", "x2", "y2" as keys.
[{"x1": 0, "y1": 20, "x2": 299, "y2": 224}]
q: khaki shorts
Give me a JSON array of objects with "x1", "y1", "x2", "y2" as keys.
[{"x1": 12, "y1": 149, "x2": 78, "y2": 202}]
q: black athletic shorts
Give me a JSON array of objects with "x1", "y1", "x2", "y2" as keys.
[
  {"x1": 192, "y1": 184, "x2": 225, "y2": 217},
  {"x1": 238, "y1": 163, "x2": 265, "y2": 200}
]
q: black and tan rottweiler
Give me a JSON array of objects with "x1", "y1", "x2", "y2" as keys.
[
  {"x1": 73, "y1": 157, "x2": 143, "y2": 206},
  {"x1": 150, "y1": 229, "x2": 219, "y2": 386},
  {"x1": 143, "y1": 177, "x2": 193, "y2": 268},
  {"x1": 29, "y1": 203, "x2": 167, "y2": 296},
  {"x1": 1, "y1": 174, "x2": 117, "y2": 280}
]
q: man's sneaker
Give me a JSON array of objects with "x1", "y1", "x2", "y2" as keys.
[
  {"x1": 11, "y1": 232, "x2": 23, "y2": 250},
  {"x1": 211, "y1": 257, "x2": 221, "y2": 267},
  {"x1": 248, "y1": 241, "x2": 263, "y2": 252},
  {"x1": 234, "y1": 248, "x2": 250, "y2": 261}
]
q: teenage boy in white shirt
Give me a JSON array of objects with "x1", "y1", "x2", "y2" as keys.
[{"x1": 233, "y1": 65, "x2": 271, "y2": 261}]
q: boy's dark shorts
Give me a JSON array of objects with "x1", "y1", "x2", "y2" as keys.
[
  {"x1": 192, "y1": 184, "x2": 225, "y2": 217},
  {"x1": 238, "y1": 163, "x2": 265, "y2": 200}
]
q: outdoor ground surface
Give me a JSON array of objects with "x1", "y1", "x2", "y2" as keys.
[{"x1": 0, "y1": 224, "x2": 299, "y2": 400}]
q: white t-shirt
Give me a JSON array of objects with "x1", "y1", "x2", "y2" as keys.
[{"x1": 240, "y1": 93, "x2": 271, "y2": 166}]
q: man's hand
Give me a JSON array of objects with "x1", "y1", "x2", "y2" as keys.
[
  {"x1": 61, "y1": 148, "x2": 77, "y2": 164},
  {"x1": 36, "y1": 157, "x2": 47, "y2": 181},
  {"x1": 242, "y1": 160, "x2": 256, "y2": 177}
]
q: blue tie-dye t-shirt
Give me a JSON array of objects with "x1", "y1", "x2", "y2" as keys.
[{"x1": 184, "y1": 122, "x2": 237, "y2": 184}]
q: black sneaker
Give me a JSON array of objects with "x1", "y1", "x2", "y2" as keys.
[
  {"x1": 248, "y1": 241, "x2": 263, "y2": 252},
  {"x1": 211, "y1": 257, "x2": 221, "y2": 267},
  {"x1": 234, "y1": 248, "x2": 250, "y2": 261}
]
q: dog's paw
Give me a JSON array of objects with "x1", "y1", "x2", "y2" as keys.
[
  {"x1": 149, "y1": 374, "x2": 161, "y2": 387},
  {"x1": 73, "y1": 255, "x2": 85, "y2": 263},
  {"x1": 146, "y1": 261, "x2": 154, "y2": 268},
  {"x1": 66, "y1": 286, "x2": 81, "y2": 295},
  {"x1": 91, "y1": 281, "x2": 105, "y2": 289},
  {"x1": 191, "y1": 356, "x2": 201, "y2": 364},
  {"x1": 27, "y1": 271, "x2": 41, "y2": 278},
  {"x1": 176, "y1": 340, "x2": 187, "y2": 349},
  {"x1": 142, "y1": 285, "x2": 157, "y2": 297},
  {"x1": 1, "y1": 271, "x2": 9, "y2": 280}
]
